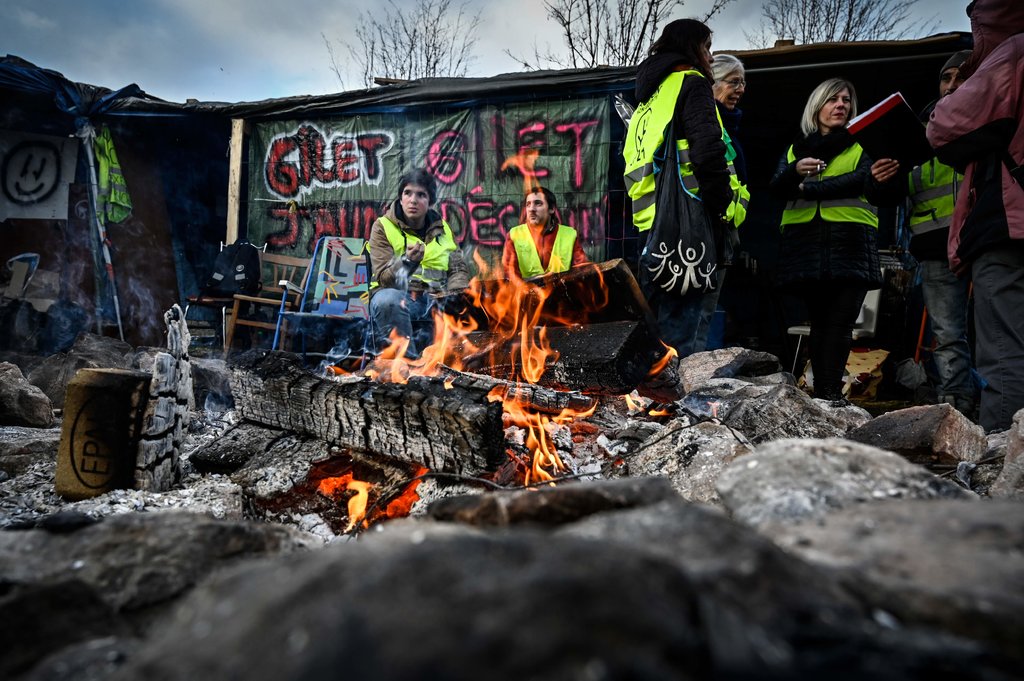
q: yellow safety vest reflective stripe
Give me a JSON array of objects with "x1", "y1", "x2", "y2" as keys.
[
  {"x1": 623, "y1": 70, "x2": 743, "y2": 232},
  {"x1": 907, "y1": 159, "x2": 959, "y2": 236},
  {"x1": 781, "y1": 143, "x2": 878, "y2": 231},
  {"x1": 94, "y1": 125, "x2": 132, "y2": 225},
  {"x1": 509, "y1": 224, "x2": 577, "y2": 278},
  {"x1": 370, "y1": 216, "x2": 457, "y2": 289}
]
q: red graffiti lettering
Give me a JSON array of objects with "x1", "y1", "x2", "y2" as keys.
[
  {"x1": 439, "y1": 199, "x2": 468, "y2": 243},
  {"x1": 263, "y1": 125, "x2": 395, "y2": 199},
  {"x1": 466, "y1": 186, "x2": 503, "y2": 248},
  {"x1": 516, "y1": 121, "x2": 549, "y2": 180},
  {"x1": 266, "y1": 205, "x2": 307, "y2": 249},
  {"x1": 425, "y1": 130, "x2": 467, "y2": 185},
  {"x1": 554, "y1": 120, "x2": 599, "y2": 189},
  {"x1": 266, "y1": 137, "x2": 299, "y2": 197}
]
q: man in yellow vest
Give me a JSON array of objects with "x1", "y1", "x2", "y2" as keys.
[
  {"x1": 368, "y1": 168, "x2": 469, "y2": 357},
  {"x1": 870, "y1": 50, "x2": 975, "y2": 416},
  {"x1": 501, "y1": 187, "x2": 588, "y2": 282}
]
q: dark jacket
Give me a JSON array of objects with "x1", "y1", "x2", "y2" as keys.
[
  {"x1": 770, "y1": 130, "x2": 882, "y2": 288},
  {"x1": 635, "y1": 53, "x2": 733, "y2": 221}
]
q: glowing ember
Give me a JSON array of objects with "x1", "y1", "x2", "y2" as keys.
[{"x1": 624, "y1": 392, "x2": 644, "y2": 412}]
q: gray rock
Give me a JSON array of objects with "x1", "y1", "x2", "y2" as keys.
[
  {"x1": 0, "y1": 363, "x2": 54, "y2": 428},
  {"x1": 991, "y1": 408, "x2": 1024, "y2": 499},
  {"x1": 0, "y1": 426, "x2": 60, "y2": 477},
  {"x1": 0, "y1": 512, "x2": 312, "y2": 677},
  {"x1": 846, "y1": 404, "x2": 987, "y2": 465},
  {"x1": 769, "y1": 499, "x2": 1024, "y2": 662},
  {"x1": 721, "y1": 384, "x2": 871, "y2": 444},
  {"x1": 716, "y1": 438, "x2": 974, "y2": 529},
  {"x1": 28, "y1": 334, "x2": 134, "y2": 408},
  {"x1": 677, "y1": 347, "x2": 783, "y2": 394},
  {"x1": 626, "y1": 420, "x2": 753, "y2": 504}
]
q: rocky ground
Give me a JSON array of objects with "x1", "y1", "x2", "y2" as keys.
[{"x1": 1, "y1": 334, "x2": 1022, "y2": 680}]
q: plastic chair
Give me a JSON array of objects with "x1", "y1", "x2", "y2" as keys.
[{"x1": 272, "y1": 237, "x2": 371, "y2": 364}]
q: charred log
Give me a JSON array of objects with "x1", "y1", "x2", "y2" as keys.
[{"x1": 229, "y1": 351, "x2": 506, "y2": 475}]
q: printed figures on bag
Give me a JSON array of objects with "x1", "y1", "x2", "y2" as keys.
[{"x1": 646, "y1": 240, "x2": 716, "y2": 295}]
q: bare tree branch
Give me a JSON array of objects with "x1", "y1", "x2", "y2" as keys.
[
  {"x1": 327, "y1": 0, "x2": 482, "y2": 88},
  {"x1": 745, "y1": 0, "x2": 939, "y2": 48},
  {"x1": 508, "y1": 0, "x2": 732, "y2": 71}
]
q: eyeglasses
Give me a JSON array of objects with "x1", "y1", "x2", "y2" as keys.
[{"x1": 723, "y1": 78, "x2": 746, "y2": 89}]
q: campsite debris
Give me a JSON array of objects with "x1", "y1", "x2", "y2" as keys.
[{"x1": 845, "y1": 403, "x2": 987, "y2": 466}]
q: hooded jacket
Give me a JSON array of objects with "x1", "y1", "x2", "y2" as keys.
[
  {"x1": 633, "y1": 52, "x2": 733, "y2": 221},
  {"x1": 927, "y1": 0, "x2": 1024, "y2": 274}
]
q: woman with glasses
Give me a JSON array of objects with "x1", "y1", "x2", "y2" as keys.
[{"x1": 769, "y1": 78, "x2": 883, "y2": 402}]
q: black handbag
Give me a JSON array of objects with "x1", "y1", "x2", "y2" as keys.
[{"x1": 639, "y1": 118, "x2": 718, "y2": 296}]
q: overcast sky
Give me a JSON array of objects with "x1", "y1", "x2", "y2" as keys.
[{"x1": 2, "y1": 0, "x2": 971, "y2": 103}]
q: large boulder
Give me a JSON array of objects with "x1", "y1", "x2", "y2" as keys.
[
  {"x1": 0, "y1": 362, "x2": 54, "y2": 428},
  {"x1": 715, "y1": 438, "x2": 974, "y2": 529},
  {"x1": 27, "y1": 333, "x2": 134, "y2": 408}
]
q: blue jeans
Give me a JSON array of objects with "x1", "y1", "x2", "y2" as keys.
[
  {"x1": 918, "y1": 260, "x2": 974, "y2": 411},
  {"x1": 971, "y1": 248, "x2": 1024, "y2": 432},
  {"x1": 369, "y1": 288, "x2": 436, "y2": 358}
]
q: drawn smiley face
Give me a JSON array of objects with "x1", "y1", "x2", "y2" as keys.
[{"x1": 2, "y1": 140, "x2": 62, "y2": 205}]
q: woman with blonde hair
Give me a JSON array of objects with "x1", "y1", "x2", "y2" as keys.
[{"x1": 769, "y1": 78, "x2": 883, "y2": 401}]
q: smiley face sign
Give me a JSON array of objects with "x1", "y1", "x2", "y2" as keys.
[
  {"x1": 3, "y1": 140, "x2": 62, "y2": 205},
  {"x1": 0, "y1": 131, "x2": 78, "y2": 220}
]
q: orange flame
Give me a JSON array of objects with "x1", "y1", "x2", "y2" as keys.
[
  {"x1": 647, "y1": 342, "x2": 678, "y2": 378},
  {"x1": 356, "y1": 247, "x2": 605, "y2": 487},
  {"x1": 317, "y1": 467, "x2": 428, "y2": 532}
]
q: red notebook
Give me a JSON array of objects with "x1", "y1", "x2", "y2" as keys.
[{"x1": 848, "y1": 92, "x2": 933, "y2": 168}]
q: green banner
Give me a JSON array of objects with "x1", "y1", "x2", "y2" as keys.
[{"x1": 246, "y1": 98, "x2": 610, "y2": 272}]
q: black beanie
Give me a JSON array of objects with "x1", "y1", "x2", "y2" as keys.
[{"x1": 940, "y1": 50, "x2": 971, "y2": 76}]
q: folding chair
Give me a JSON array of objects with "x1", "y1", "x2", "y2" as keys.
[
  {"x1": 273, "y1": 236, "x2": 371, "y2": 365},
  {"x1": 224, "y1": 252, "x2": 311, "y2": 353}
]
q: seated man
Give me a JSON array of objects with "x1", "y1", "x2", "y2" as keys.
[
  {"x1": 368, "y1": 168, "x2": 468, "y2": 357},
  {"x1": 501, "y1": 187, "x2": 588, "y2": 281}
]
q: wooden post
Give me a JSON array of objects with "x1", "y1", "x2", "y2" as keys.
[{"x1": 225, "y1": 118, "x2": 247, "y2": 245}]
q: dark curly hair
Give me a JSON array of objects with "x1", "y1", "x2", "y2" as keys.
[{"x1": 396, "y1": 168, "x2": 438, "y2": 205}]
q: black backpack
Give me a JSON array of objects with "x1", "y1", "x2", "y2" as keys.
[{"x1": 204, "y1": 239, "x2": 262, "y2": 296}]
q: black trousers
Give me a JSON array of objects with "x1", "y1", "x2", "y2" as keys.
[{"x1": 798, "y1": 282, "x2": 867, "y2": 400}]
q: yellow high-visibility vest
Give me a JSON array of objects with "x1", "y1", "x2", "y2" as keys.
[{"x1": 508, "y1": 224, "x2": 577, "y2": 278}]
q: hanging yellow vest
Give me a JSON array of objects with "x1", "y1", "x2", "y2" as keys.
[
  {"x1": 623, "y1": 69, "x2": 745, "y2": 232},
  {"x1": 508, "y1": 224, "x2": 578, "y2": 278},
  {"x1": 93, "y1": 125, "x2": 132, "y2": 225},
  {"x1": 370, "y1": 216, "x2": 457, "y2": 289},
  {"x1": 780, "y1": 143, "x2": 878, "y2": 231},
  {"x1": 907, "y1": 159, "x2": 960, "y2": 236}
]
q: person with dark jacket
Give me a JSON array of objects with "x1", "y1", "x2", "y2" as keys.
[
  {"x1": 870, "y1": 51, "x2": 974, "y2": 416},
  {"x1": 927, "y1": 0, "x2": 1024, "y2": 432},
  {"x1": 770, "y1": 78, "x2": 883, "y2": 401},
  {"x1": 622, "y1": 18, "x2": 733, "y2": 357}
]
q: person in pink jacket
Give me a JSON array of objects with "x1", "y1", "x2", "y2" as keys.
[{"x1": 927, "y1": 0, "x2": 1024, "y2": 432}]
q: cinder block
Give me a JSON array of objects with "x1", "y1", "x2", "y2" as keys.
[{"x1": 56, "y1": 368, "x2": 151, "y2": 500}]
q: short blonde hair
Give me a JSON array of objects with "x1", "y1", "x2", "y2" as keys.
[
  {"x1": 711, "y1": 54, "x2": 744, "y2": 83},
  {"x1": 800, "y1": 78, "x2": 858, "y2": 137}
]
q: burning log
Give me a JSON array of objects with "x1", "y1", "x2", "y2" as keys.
[
  {"x1": 229, "y1": 351, "x2": 507, "y2": 475},
  {"x1": 460, "y1": 320, "x2": 662, "y2": 395},
  {"x1": 433, "y1": 365, "x2": 597, "y2": 415}
]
